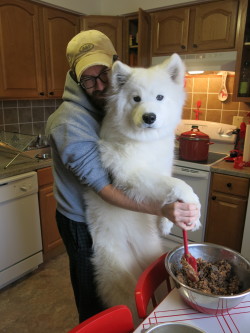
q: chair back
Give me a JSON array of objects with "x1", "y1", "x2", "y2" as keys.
[
  {"x1": 68, "y1": 305, "x2": 134, "y2": 333},
  {"x1": 135, "y1": 252, "x2": 172, "y2": 319}
]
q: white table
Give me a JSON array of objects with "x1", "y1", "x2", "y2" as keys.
[{"x1": 134, "y1": 288, "x2": 250, "y2": 333}]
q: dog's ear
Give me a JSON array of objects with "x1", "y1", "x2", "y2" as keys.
[
  {"x1": 111, "y1": 61, "x2": 132, "y2": 89},
  {"x1": 163, "y1": 53, "x2": 186, "y2": 86}
]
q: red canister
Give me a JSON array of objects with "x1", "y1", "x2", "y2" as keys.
[{"x1": 179, "y1": 125, "x2": 212, "y2": 162}]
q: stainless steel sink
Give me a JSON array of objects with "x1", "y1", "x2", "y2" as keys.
[{"x1": 23, "y1": 147, "x2": 51, "y2": 159}]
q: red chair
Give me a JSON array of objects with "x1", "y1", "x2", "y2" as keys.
[
  {"x1": 68, "y1": 305, "x2": 134, "y2": 333},
  {"x1": 135, "y1": 253, "x2": 172, "y2": 319}
]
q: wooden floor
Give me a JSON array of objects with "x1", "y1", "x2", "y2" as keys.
[{"x1": 0, "y1": 252, "x2": 78, "y2": 333}]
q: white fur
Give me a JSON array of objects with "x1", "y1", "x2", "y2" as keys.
[{"x1": 85, "y1": 54, "x2": 201, "y2": 318}]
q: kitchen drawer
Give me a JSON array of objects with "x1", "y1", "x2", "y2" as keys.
[
  {"x1": 212, "y1": 173, "x2": 249, "y2": 197},
  {"x1": 37, "y1": 167, "x2": 54, "y2": 187}
]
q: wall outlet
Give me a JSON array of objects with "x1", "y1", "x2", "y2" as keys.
[{"x1": 232, "y1": 116, "x2": 244, "y2": 127}]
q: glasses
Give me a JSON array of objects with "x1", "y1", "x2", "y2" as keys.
[{"x1": 79, "y1": 69, "x2": 110, "y2": 90}]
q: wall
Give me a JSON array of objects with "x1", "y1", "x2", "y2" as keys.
[
  {"x1": 98, "y1": 0, "x2": 200, "y2": 15},
  {"x1": 0, "y1": 99, "x2": 60, "y2": 135},
  {"x1": 1, "y1": 73, "x2": 250, "y2": 136},
  {"x1": 184, "y1": 74, "x2": 250, "y2": 124},
  {"x1": 35, "y1": 0, "x2": 200, "y2": 15},
  {"x1": 34, "y1": 0, "x2": 100, "y2": 14}
]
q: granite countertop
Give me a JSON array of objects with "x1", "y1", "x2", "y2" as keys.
[
  {"x1": 1, "y1": 150, "x2": 250, "y2": 181},
  {"x1": 0, "y1": 149, "x2": 52, "y2": 180},
  {"x1": 211, "y1": 160, "x2": 250, "y2": 179}
]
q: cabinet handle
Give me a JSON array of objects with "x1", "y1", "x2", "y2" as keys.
[
  {"x1": 49, "y1": 91, "x2": 54, "y2": 96},
  {"x1": 212, "y1": 195, "x2": 216, "y2": 200},
  {"x1": 181, "y1": 45, "x2": 186, "y2": 49},
  {"x1": 226, "y1": 183, "x2": 232, "y2": 188},
  {"x1": 39, "y1": 92, "x2": 45, "y2": 96},
  {"x1": 193, "y1": 44, "x2": 198, "y2": 48}
]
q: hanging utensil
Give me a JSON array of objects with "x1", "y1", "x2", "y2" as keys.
[
  {"x1": 193, "y1": 100, "x2": 202, "y2": 120},
  {"x1": 182, "y1": 230, "x2": 199, "y2": 282},
  {"x1": 218, "y1": 71, "x2": 228, "y2": 102}
]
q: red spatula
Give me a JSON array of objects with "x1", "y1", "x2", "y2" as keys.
[{"x1": 182, "y1": 230, "x2": 199, "y2": 282}]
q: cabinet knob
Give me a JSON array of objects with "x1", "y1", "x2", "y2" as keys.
[
  {"x1": 39, "y1": 92, "x2": 45, "y2": 96},
  {"x1": 181, "y1": 45, "x2": 186, "y2": 49},
  {"x1": 49, "y1": 91, "x2": 54, "y2": 96},
  {"x1": 193, "y1": 44, "x2": 198, "y2": 48},
  {"x1": 227, "y1": 183, "x2": 232, "y2": 188},
  {"x1": 212, "y1": 195, "x2": 216, "y2": 200}
]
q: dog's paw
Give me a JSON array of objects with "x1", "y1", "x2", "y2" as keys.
[
  {"x1": 158, "y1": 217, "x2": 174, "y2": 236},
  {"x1": 169, "y1": 178, "x2": 200, "y2": 205},
  {"x1": 192, "y1": 217, "x2": 202, "y2": 231}
]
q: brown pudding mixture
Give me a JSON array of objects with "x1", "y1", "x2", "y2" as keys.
[{"x1": 176, "y1": 257, "x2": 241, "y2": 296}]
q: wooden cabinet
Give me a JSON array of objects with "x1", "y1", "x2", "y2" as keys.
[
  {"x1": 233, "y1": 0, "x2": 250, "y2": 102},
  {"x1": 205, "y1": 173, "x2": 249, "y2": 252},
  {"x1": 37, "y1": 167, "x2": 64, "y2": 261},
  {"x1": 81, "y1": 15, "x2": 123, "y2": 61},
  {"x1": 123, "y1": 8, "x2": 151, "y2": 67},
  {"x1": 151, "y1": 7, "x2": 190, "y2": 55},
  {"x1": 151, "y1": 0, "x2": 239, "y2": 55},
  {"x1": 40, "y1": 7, "x2": 80, "y2": 98},
  {"x1": 81, "y1": 8, "x2": 151, "y2": 68},
  {"x1": 0, "y1": 0, "x2": 43, "y2": 99},
  {"x1": 0, "y1": 0, "x2": 80, "y2": 99}
]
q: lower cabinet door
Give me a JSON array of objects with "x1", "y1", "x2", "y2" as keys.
[
  {"x1": 39, "y1": 184, "x2": 62, "y2": 254},
  {"x1": 205, "y1": 192, "x2": 247, "y2": 252}
]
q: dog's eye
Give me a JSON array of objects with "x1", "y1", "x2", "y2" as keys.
[
  {"x1": 133, "y1": 96, "x2": 141, "y2": 102},
  {"x1": 156, "y1": 95, "x2": 164, "y2": 101}
]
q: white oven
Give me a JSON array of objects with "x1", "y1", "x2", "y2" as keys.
[{"x1": 162, "y1": 120, "x2": 237, "y2": 251}]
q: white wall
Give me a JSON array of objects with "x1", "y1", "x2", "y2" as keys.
[
  {"x1": 35, "y1": 0, "x2": 101, "y2": 14},
  {"x1": 99, "y1": 0, "x2": 200, "y2": 15},
  {"x1": 35, "y1": 0, "x2": 200, "y2": 15}
]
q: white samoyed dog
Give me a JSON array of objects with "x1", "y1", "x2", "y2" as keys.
[{"x1": 85, "y1": 54, "x2": 201, "y2": 317}]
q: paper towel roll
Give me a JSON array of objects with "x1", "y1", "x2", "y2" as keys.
[{"x1": 243, "y1": 124, "x2": 250, "y2": 162}]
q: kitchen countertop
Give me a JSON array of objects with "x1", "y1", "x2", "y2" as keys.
[
  {"x1": 1, "y1": 150, "x2": 250, "y2": 180},
  {"x1": 0, "y1": 150, "x2": 52, "y2": 180},
  {"x1": 211, "y1": 160, "x2": 250, "y2": 178}
]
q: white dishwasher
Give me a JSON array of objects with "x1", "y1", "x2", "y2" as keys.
[{"x1": 0, "y1": 171, "x2": 43, "y2": 289}]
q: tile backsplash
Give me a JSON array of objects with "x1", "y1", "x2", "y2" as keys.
[
  {"x1": 183, "y1": 73, "x2": 250, "y2": 124},
  {"x1": 0, "y1": 73, "x2": 250, "y2": 136},
  {"x1": 0, "y1": 99, "x2": 62, "y2": 135}
]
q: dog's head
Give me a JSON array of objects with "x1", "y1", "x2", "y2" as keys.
[{"x1": 103, "y1": 54, "x2": 186, "y2": 141}]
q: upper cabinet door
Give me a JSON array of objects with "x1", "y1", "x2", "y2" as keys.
[
  {"x1": 42, "y1": 7, "x2": 80, "y2": 98},
  {"x1": 138, "y1": 8, "x2": 151, "y2": 67},
  {"x1": 81, "y1": 16, "x2": 123, "y2": 60},
  {"x1": 191, "y1": 0, "x2": 239, "y2": 51},
  {"x1": 151, "y1": 7, "x2": 190, "y2": 55},
  {"x1": 0, "y1": 0, "x2": 44, "y2": 98}
]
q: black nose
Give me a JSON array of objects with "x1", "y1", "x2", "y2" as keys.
[{"x1": 142, "y1": 113, "x2": 156, "y2": 124}]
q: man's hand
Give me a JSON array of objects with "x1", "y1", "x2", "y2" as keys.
[{"x1": 161, "y1": 201, "x2": 200, "y2": 231}]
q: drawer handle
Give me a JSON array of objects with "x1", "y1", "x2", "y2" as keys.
[
  {"x1": 193, "y1": 43, "x2": 198, "y2": 48},
  {"x1": 212, "y1": 195, "x2": 216, "y2": 200},
  {"x1": 227, "y1": 183, "x2": 232, "y2": 188},
  {"x1": 181, "y1": 45, "x2": 186, "y2": 49}
]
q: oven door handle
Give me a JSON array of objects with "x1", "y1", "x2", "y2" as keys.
[{"x1": 173, "y1": 168, "x2": 209, "y2": 179}]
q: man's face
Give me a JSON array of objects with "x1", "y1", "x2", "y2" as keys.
[{"x1": 80, "y1": 65, "x2": 110, "y2": 109}]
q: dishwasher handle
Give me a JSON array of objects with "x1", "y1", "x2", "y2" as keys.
[{"x1": 173, "y1": 167, "x2": 209, "y2": 179}]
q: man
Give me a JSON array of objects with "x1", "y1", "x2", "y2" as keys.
[{"x1": 46, "y1": 30, "x2": 199, "y2": 323}]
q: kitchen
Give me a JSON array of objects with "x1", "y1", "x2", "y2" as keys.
[{"x1": 0, "y1": 0, "x2": 250, "y2": 330}]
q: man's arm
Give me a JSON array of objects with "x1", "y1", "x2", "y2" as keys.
[{"x1": 98, "y1": 184, "x2": 199, "y2": 231}]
